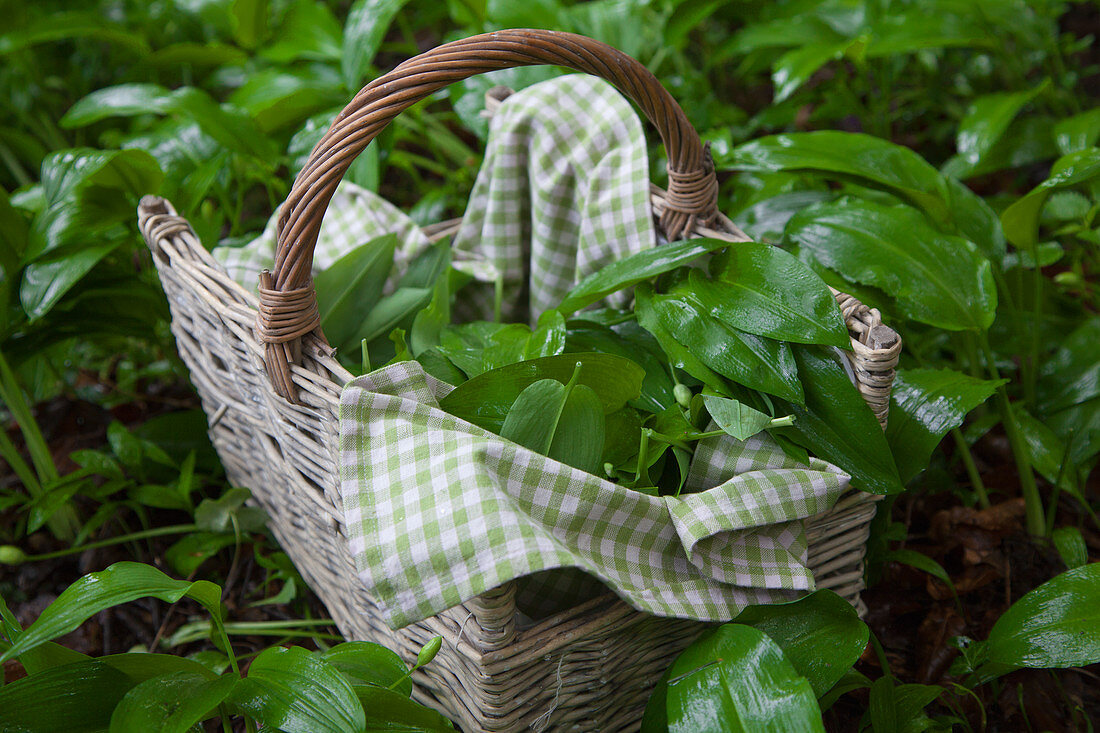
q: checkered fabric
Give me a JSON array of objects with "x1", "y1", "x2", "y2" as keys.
[
  {"x1": 341, "y1": 362, "x2": 850, "y2": 629},
  {"x1": 212, "y1": 181, "x2": 431, "y2": 290},
  {"x1": 451, "y1": 74, "x2": 656, "y2": 325},
  {"x1": 213, "y1": 76, "x2": 851, "y2": 629}
]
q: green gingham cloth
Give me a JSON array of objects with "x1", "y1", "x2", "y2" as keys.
[
  {"x1": 342, "y1": 362, "x2": 850, "y2": 628},
  {"x1": 213, "y1": 76, "x2": 851, "y2": 629}
]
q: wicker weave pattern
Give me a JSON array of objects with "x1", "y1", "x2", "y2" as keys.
[
  {"x1": 139, "y1": 188, "x2": 899, "y2": 731},
  {"x1": 138, "y1": 28, "x2": 902, "y2": 732}
]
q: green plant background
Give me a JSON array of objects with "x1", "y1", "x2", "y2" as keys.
[{"x1": 1, "y1": 0, "x2": 1098, "y2": 730}]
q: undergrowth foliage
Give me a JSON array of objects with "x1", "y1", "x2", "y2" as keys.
[{"x1": 0, "y1": 0, "x2": 1098, "y2": 730}]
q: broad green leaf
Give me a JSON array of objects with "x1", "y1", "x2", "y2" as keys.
[
  {"x1": 867, "y1": 677, "x2": 942, "y2": 733},
  {"x1": 1052, "y1": 527, "x2": 1088, "y2": 570},
  {"x1": 109, "y1": 671, "x2": 236, "y2": 733},
  {"x1": 145, "y1": 42, "x2": 248, "y2": 69},
  {"x1": 0, "y1": 654, "x2": 217, "y2": 732},
  {"x1": 702, "y1": 395, "x2": 774, "y2": 441},
  {"x1": 565, "y1": 320, "x2": 675, "y2": 413},
  {"x1": 1012, "y1": 406, "x2": 1082, "y2": 496},
  {"x1": 315, "y1": 234, "x2": 397, "y2": 350},
  {"x1": 547, "y1": 384, "x2": 605, "y2": 475},
  {"x1": 502, "y1": 378, "x2": 572, "y2": 455},
  {"x1": 62, "y1": 85, "x2": 274, "y2": 160},
  {"x1": 635, "y1": 284, "x2": 730, "y2": 396},
  {"x1": 440, "y1": 353, "x2": 644, "y2": 433},
  {"x1": 1036, "y1": 316, "x2": 1100, "y2": 415},
  {"x1": 945, "y1": 86, "x2": 1045, "y2": 178},
  {"x1": 165, "y1": 532, "x2": 237, "y2": 577},
  {"x1": 355, "y1": 684, "x2": 456, "y2": 731},
  {"x1": 772, "y1": 346, "x2": 903, "y2": 494},
  {"x1": 888, "y1": 549, "x2": 957, "y2": 597},
  {"x1": 730, "y1": 131, "x2": 1004, "y2": 258},
  {"x1": 665, "y1": 624, "x2": 824, "y2": 733},
  {"x1": 354, "y1": 287, "x2": 434, "y2": 345},
  {"x1": 231, "y1": 0, "x2": 268, "y2": 49},
  {"x1": 1001, "y1": 149, "x2": 1100, "y2": 249},
  {"x1": 787, "y1": 199, "x2": 996, "y2": 331},
  {"x1": 21, "y1": 239, "x2": 126, "y2": 322},
  {"x1": 342, "y1": 0, "x2": 414, "y2": 90},
  {"x1": 886, "y1": 368, "x2": 1003, "y2": 482},
  {"x1": 0, "y1": 11, "x2": 149, "y2": 55},
  {"x1": 228, "y1": 646, "x2": 363, "y2": 733},
  {"x1": 524, "y1": 310, "x2": 567, "y2": 360},
  {"x1": 982, "y1": 564, "x2": 1100, "y2": 672},
  {"x1": 229, "y1": 66, "x2": 345, "y2": 132},
  {"x1": 1053, "y1": 108, "x2": 1100, "y2": 155},
  {"x1": 648, "y1": 285, "x2": 805, "y2": 404},
  {"x1": 703, "y1": 243, "x2": 849, "y2": 346},
  {"x1": 322, "y1": 641, "x2": 411, "y2": 697},
  {"x1": 261, "y1": 0, "x2": 342, "y2": 62},
  {"x1": 558, "y1": 238, "x2": 731, "y2": 314},
  {"x1": 0, "y1": 596, "x2": 90, "y2": 675},
  {"x1": 864, "y1": 11, "x2": 991, "y2": 56},
  {"x1": 731, "y1": 590, "x2": 869, "y2": 698},
  {"x1": 0, "y1": 562, "x2": 222, "y2": 665},
  {"x1": 772, "y1": 41, "x2": 852, "y2": 103}
]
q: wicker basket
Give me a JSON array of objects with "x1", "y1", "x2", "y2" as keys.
[{"x1": 138, "y1": 30, "x2": 902, "y2": 733}]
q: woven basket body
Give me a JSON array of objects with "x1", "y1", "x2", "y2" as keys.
[{"x1": 138, "y1": 30, "x2": 901, "y2": 733}]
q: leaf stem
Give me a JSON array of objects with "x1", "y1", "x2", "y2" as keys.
[
  {"x1": 952, "y1": 428, "x2": 990, "y2": 509},
  {"x1": 6, "y1": 524, "x2": 198, "y2": 562},
  {"x1": 977, "y1": 331, "x2": 1045, "y2": 536}
]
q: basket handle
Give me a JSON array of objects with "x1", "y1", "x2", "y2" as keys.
[{"x1": 261, "y1": 29, "x2": 720, "y2": 402}]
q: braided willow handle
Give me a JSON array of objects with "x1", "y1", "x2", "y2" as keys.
[{"x1": 261, "y1": 29, "x2": 720, "y2": 402}]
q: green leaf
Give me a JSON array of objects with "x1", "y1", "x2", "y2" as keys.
[
  {"x1": 227, "y1": 646, "x2": 364, "y2": 733},
  {"x1": 0, "y1": 11, "x2": 150, "y2": 55},
  {"x1": 322, "y1": 641, "x2": 411, "y2": 697},
  {"x1": 231, "y1": 0, "x2": 268, "y2": 49},
  {"x1": 565, "y1": 319, "x2": 675, "y2": 413},
  {"x1": 354, "y1": 287, "x2": 434, "y2": 346},
  {"x1": 558, "y1": 238, "x2": 731, "y2": 314},
  {"x1": 730, "y1": 131, "x2": 1004, "y2": 259},
  {"x1": 440, "y1": 353, "x2": 644, "y2": 434},
  {"x1": 1036, "y1": 316, "x2": 1100, "y2": 415},
  {"x1": 315, "y1": 234, "x2": 397, "y2": 351},
  {"x1": 1051, "y1": 527, "x2": 1088, "y2": 570},
  {"x1": 342, "y1": 0, "x2": 414, "y2": 90},
  {"x1": 229, "y1": 66, "x2": 345, "y2": 132},
  {"x1": 0, "y1": 562, "x2": 223, "y2": 665},
  {"x1": 787, "y1": 198, "x2": 997, "y2": 331},
  {"x1": 665, "y1": 624, "x2": 824, "y2": 733},
  {"x1": 501, "y1": 378, "x2": 572, "y2": 455},
  {"x1": 949, "y1": 86, "x2": 1044, "y2": 176},
  {"x1": 355, "y1": 684, "x2": 456, "y2": 731},
  {"x1": 0, "y1": 653, "x2": 217, "y2": 732},
  {"x1": 647, "y1": 283, "x2": 805, "y2": 404},
  {"x1": 109, "y1": 671, "x2": 236, "y2": 733},
  {"x1": 888, "y1": 549, "x2": 957, "y2": 596},
  {"x1": 165, "y1": 532, "x2": 238, "y2": 576},
  {"x1": 771, "y1": 346, "x2": 903, "y2": 494},
  {"x1": 548, "y1": 383, "x2": 605, "y2": 475},
  {"x1": 868, "y1": 677, "x2": 943, "y2": 733},
  {"x1": 886, "y1": 368, "x2": 1003, "y2": 483},
  {"x1": 261, "y1": 0, "x2": 342, "y2": 63},
  {"x1": 702, "y1": 395, "x2": 774, "y2": 441},
  {"x1": 635, "y1": 284, "x2": 730, "y2": 396},
  {"x1": 702, "y1": 243, "x2": 849, "y2": 346},
  {"x1": 62, "y1": 85, "x2": 274, "y2": 160},
  {"x1": 981, "y1": 563, "x2": 1100, "y2": 673},
  {"x1": 1053, "y1": 108, "x2": 1100, "y2": 155},
  {"x1": 731, "y1": 590, "x2": 869, "y2": 698},
  {"x1": 1012, "y1": 406, "x2": 1082, "y2": 496},
  {"x1": 772, "y1": 41, "x2": 852, "y2": 103},
  {"x1": 1001, "y1": 149, "x2": 1100, "y2": 249}
]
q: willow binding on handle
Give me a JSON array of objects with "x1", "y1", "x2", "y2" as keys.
[{"x1": 139, "y1": 28, "x2": 902, "y2": 733}]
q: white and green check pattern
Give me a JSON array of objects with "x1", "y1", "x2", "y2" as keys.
[
  {"x1": 213, "y1": 181, "x2": 431, "y2": 290},
  {"x1": 341, "y1": 363, "x2": 850, "y2": 629},
  {"x1": 213, "y1": 76, "x2": 850, "y2": 629},
  {"x1": 451, "y1": 74, "x2": 655, "y2": 325}
]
